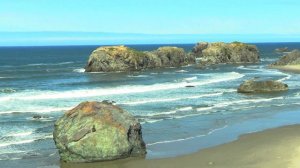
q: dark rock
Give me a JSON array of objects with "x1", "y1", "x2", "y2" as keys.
[
  {"x1": 53, "y1": 101, "x2": 146, "y2": 162},
  {"x1": 33, "y1": 115, "x2": 42, "y2": 119},
  {"x1": 237, "y1": 79, "x2": 288, "y2": 93},
  {"x1": 192, "y1": 42, "x2": 260, "y2": 66},
  {"x1": 84, "y1": 46, "x2": 195, "y2": 72},
  {"x1": 185, "y1": 85, "x2": 195, "y2": 88}
]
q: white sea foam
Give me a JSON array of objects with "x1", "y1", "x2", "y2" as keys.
[
  {"x1": 121, "y1": 92, "x2": 223, "y2": 105},
  {"x1": 0, "y1": 107, "x2": 70, "y2": 114},
  {"x1": 0, "y1": 134, "x2": 53, "y2": 148},
  {"x1": 0, "y1": 139, "x2": 35, "y2": 148},
  {"x1": 147, "y1": 125, "x2": 228, "y2": 146},
  {"x1": 73, "y1": 68, "x2": 85, "y2": 73},
  {"x1": 142, "y1": 119, "x2": 164, "y2": 124},
  {"x1": 278, "y1": 74, "x2": 292, "y2": 82},
  {"x1": 197, "y1": 97, "x2": 284, "y2": 111},
  {"x1": 142, "y1": 96, "x2": 284, "y2": 124},
  {"x1": 184, "y1": 76, "x2": 197, "y2": 81},
  {"x1": 0, "y1": 157, "x2": 22, "y2": 161},
  {"x1": 7, "y1": 131, "x2": 33, "y2": 137},
  {"x1": 176, "y1": 70, "x2": 188, "y2": 73},
  {"x1": 238, "y1": 65, "x2": 288, "y2": 77},
  {"x1": 196, "y1": 106, "x2": 214, "y2": 112},
  {"x1": 177, "y1": 106, "x2": 193, "y2": 111},
  {"x1": 128, "y1": 75, "x2": 149, "y2": 78},
  {"x1": 143, "y1": 110, "x2": 177, "y2": 117},
  {"x1": 0, "y1": 72, "x2": 244, "y2": 102},
  {"x1": 260, "y1": 58, "x2": 278, "y2": 62},
  {"x1": 25, "y1": 62, "x2": 74, "y2": 66}
]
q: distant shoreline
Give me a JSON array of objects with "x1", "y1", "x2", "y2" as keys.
[{"x1": 62, "y1": 124, "x2": 300, "y2": 168}]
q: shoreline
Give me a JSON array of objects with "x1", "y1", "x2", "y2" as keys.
[
  {"x1": 61, "y1": 124, "x2": 300, "y2": 168},
  {"x1": 270, "y1": 65, "x2": 300, "y2": 73}
]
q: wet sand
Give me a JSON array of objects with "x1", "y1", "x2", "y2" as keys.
[
  {"x1": 270, "y1": 65, "x2": 300, "y2": 73},
  {"x1": 61, "y1": 124, "x2": 300, "y2": 168}
]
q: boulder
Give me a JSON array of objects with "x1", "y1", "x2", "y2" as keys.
[
  {"x1": 237, "y1": 79, "x2": 288, "y2": 93},
  {"x1": 84, "y1": 46, "x2": 194, "y2": 72},
  {"x1": 53, "y1": 101, "x2": 146, "y2": 162},
  {"x1": 192, "y1": 42, "x2": 260, "y2": 66}
]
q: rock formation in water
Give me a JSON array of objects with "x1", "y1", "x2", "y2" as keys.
[
  {"x1": 275, "y1": 47, "x2": 289, "y2": 53},
  {"x1": 192, "y1": 42, "x2": 260, "y2": 66},
  {"x1": 237, "y1": 79, "x2": 288, "y2": 93},
  {"x1": 270, "y1": 50, "x2": 300, "y2": 67},
  {"x1": 85, "y1": 45, "x2": 194, "y2": 72},
  {"x1": 53, "y1": 101, "x2": 146, "y2": 162}
]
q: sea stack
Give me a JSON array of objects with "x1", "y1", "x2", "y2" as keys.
[
  {"x1": 192, "y1": 42, "x2": 260, "y2": 66},
  {"x1": 84, "y1": 45, "x2": 194, "y2": 72},
  {"x1": 237, "y1": 79, "x2": 288, "y2": 93},
  {"x1": 269, "y1": 50, "x2": 300, "y2": 72},
  {"x1": 53, "y1": 101, "x2": 146, "y2": 162}
]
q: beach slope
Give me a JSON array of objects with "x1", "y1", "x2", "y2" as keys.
[{"x1": 62, "y1": 125, "x2": 300, "y2": 168}]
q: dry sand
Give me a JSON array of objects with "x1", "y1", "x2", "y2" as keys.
[{"x1": 61, "y1": 125, "x2": 300, "y2": 168}]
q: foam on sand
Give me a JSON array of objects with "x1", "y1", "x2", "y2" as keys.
[{"x1": 147, "y1": 125, "x2": 228, "y2": 146}]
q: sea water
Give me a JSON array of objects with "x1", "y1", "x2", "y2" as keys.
[{"x1": 0, "y1": 43, "x2": 300, "y2": 167}]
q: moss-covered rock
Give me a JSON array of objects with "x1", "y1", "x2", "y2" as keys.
[
  {"x1": 53, "y1": 101, "x2": 146, "y2": 162},
  {"x1": 237, "y1": 79, "x2": 288, "y2": 93},
  {"x1": 84, "y1": 45, "x2": 194, "y2": 72},
  {"x1": 192, "y1": 42, "x2": 260, "y2": 66},
  {"x1": 85, "y1": 46, "x2": 148, "y2": 72}
]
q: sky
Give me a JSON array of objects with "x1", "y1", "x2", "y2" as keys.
[{"x1": 1, "y1": 0, "x2": 300, "y2": 45}]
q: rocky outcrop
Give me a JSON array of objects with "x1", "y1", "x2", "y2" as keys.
[
  {"x1": 237, "y1": 79, "x2": 288, "y2": 93},
  {"x1": 270, "y1": 50, "x2": 300, "y2": 66},
  {"x1": 275, "y1": 47, "x2": 289, "y2": 53},
  {"x1": 53, "y1": 101, "x2": 146, "y2": 162},
  {"x1": 192, "y1": 42, "x2": 260, "y2": 66},
  {"x1": 85, "y1": 46, "x2": 194, "y2": 72}
]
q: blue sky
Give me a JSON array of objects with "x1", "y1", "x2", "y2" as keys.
[{"x1": 1, "y1": 0, "x2": 300, "y2": 45}]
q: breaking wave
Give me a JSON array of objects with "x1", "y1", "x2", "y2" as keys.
[{"x1": 0, "y1": 72, "x2": 244, "y2": 101}]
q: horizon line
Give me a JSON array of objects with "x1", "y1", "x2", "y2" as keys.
[
  {"x1": 1, "y1": 41, "x2": 300, "y2": 47},
  {"x1": 1, "y1": 31, "x2": 300, "y2": 36}
]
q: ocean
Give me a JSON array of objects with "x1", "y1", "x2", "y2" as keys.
[{"x1": 0, "y1": 43, "x2": 300, "y2": 167}]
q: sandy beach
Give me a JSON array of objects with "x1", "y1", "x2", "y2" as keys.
[
  {"x1": 61, "y1": 124, "x2": 300, "y2": 168},
  {"x1": 270, "y1": 65, "x2": 300, "y2": 73}
]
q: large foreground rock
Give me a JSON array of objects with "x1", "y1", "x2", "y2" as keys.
[
  {"x1": 85, "y1": 46, "x2": 194, "y2": 72},
  {"x1": 53, "y1": 101, "x2": 146, "y2": 162},
  {"x1": 237, "y1": 79, "x2": 288, "y2": 93},
  {"x1": 192, "y1": 42, "x2": 260, "y2": 66}
]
